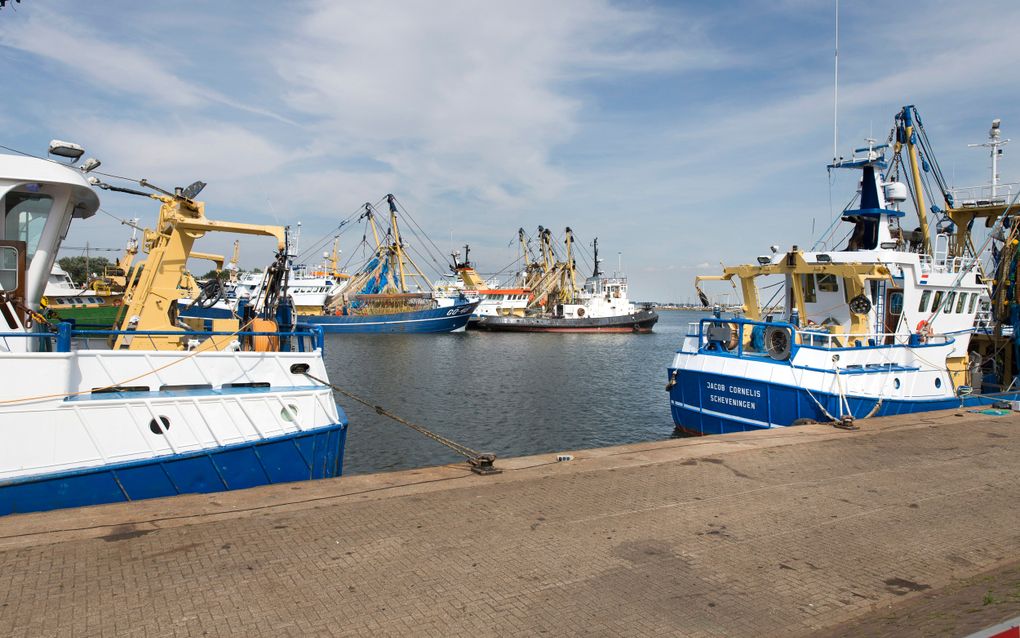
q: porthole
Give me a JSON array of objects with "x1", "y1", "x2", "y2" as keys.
[
  {"x1": 281, "y1": 404, "x2": 299, "y2": 423},
  {"x1": 149, "y1": 415, "x2": 171, "y2": 435},
  {"x1": 935, "y1": 378, "x2": 942, "y2": 389},
  {"x1": 893, "y1": 378, "x2": 901, "y2": 390}
]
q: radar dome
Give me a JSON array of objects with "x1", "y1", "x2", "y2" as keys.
[{"x1": 884, "y1": 182, "x2": 908, "y2": 203}]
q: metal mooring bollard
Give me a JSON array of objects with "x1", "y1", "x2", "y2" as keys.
[{"x1": 469, "y1": 453, "x2": 501, "y2": 475}]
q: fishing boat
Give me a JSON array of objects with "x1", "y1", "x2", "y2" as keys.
[
  {"x1": 473, "y1": 229, "x2": 657, "y2": 333},
  {"x1": 300, "y1": 195, "x2": 478, "y2": 333},
  {"x1": 667, "y1": 106, "x2": 1020, "y2": 436},
  {"x1": 0, "y1": 141, "x2": 348, "y2": 515},
  {"x1": 433, "y1": 243, "x2": 530, "y2": 325}
]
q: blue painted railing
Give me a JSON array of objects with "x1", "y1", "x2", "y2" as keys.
[{"x1": 0, "y1": 322, "x2": 326, "y2": 354}]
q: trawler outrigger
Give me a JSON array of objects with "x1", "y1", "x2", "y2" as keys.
[{"x1": 668, "y1": 109, "x2": 1020, "y2": 435}]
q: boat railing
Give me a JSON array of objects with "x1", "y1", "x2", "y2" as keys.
[
  {"x1": 691, "y1": 317, "x2": 952, "y2": 358},
  {"x1": 0, "y1": 322, "x2": 325, "y2": 354},
  {"x1": 796, "y1": 329, "x2": 951, "y2": 349},
  {"x1": 950, "y1": 183, "x2": 1017, "y2": 208},
  {"x1": 918, "y1": 253, "x2": 979, "y2": 274}
]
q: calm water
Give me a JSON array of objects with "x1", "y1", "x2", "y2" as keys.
[{"x1": 323, "y1": 309, "x2": 709, "y2": 475}]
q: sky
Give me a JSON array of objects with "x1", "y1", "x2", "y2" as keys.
[{"x1": 2, "y1": 0, "x2": 1018, "y2": 302}]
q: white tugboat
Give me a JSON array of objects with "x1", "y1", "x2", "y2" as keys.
[
  {"x1": 473, "y1": 230, "x2": 658, "y2": 333},
  {"x1": 0, "y1": 141, "x2": 348, "y2": 514}
]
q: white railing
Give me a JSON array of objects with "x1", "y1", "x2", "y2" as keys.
[
  {"x1": 950, "y1": 183, "x2": 1017, "y2": 208},
  {"x1": 796, "y1": 329, "x2": 951, "y2": 349},
  {"x1": 918, "y1": 253, "x2": 978, "y2": 274}
]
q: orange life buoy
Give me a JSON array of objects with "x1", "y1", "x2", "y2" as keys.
[{"x1": 915, "y1": 320, "x2": 933, "y2": 342}]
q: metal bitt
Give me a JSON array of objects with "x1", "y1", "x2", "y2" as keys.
[
  {"x1": 834, "y1": 414, "x2": 859, "y2": 430},
  {"x1": 468, "y1": 453, "x2": 501, "y2": 476}
]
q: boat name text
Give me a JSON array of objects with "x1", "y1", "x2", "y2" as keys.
[{"x1": 704, "y1": 381, "x2": 761, "y2": 411}]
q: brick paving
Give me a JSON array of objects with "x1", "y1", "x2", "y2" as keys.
[{"x1": 0, "y1": 409, "x2": 1018, "y2": 637}]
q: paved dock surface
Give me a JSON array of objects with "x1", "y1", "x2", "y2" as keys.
[{"x1": 1, "y1": 409, "x2": 1019, "y2": 637}]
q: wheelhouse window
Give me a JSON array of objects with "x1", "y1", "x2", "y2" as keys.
[
  {"x1": 918, "y1": 289, "x2": 931, "y2": 312},
  {"x1": 817, "y1": 273, "x2": 839, "y2": 293},
  {"x1": 956, "y1": 293, "x2": 967, "y2": 314},
  {"x1": 932, "y1": 291, "x2": 944, "y2": 314},
  {"x1": 968, "y1": 294, "x2": 978, "y2": 314},
  {"x1": 5, "y1": 192, "x2": 53, "y2": 259},
  {"x1": 944, "y1": 291, "x2": 956, "y2": 313},
  {"x1": 0, "y1": 246, "x2": 18, "y2": 291},
  {"x1": 889, "y1": 291, "x2": 904, "y2": 315},
  {"x1": 802, "y1": 274, "x2": 817, "y2": 303}
]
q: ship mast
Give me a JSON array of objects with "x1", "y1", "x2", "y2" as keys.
[
  {"x1": 386, "y1": 195, "x2": 408, "y2": 291},
  {"x1": 365, "y1": 203, "x2": 382, "y2": 250},
  {"x1": 518, "y1": 228, "x2": 530, "y2": 268},
  {"x1": 384, "y1": 194, "x2": 433, "y2": 293},
  {"x1": 896, "y1": 108, "x2": 932, "y2": 254},
  {"x1": 969, "y1": 119, "x2": 1010, "y2": 200},
  {"x1": 563, "y1": 227, "x2": 577, "y2": 299}
]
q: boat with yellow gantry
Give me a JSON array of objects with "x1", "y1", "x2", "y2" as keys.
[{"x1": 0, "y1": 140, "x2": 347, "y2": 515}]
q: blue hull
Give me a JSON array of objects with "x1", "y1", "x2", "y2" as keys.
[
  {"x1": 0, "y1": 420, "x2": 348, "y2": 516},
  {"x1": 300, "y1": 301, "x2": 479, "y2": 334},
  {"x1": 668, "y1": 367, "x2": 1018, "y2": 436}
]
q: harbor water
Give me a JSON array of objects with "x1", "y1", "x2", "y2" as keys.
[{"x1": 326, "y1": 309, "x2": 708, "y2": 475}]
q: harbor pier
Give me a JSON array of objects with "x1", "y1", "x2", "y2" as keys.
[{"x1": 1, "y1": 410, "x2": 1018, "y2": 637}]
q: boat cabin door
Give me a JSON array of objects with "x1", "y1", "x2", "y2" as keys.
[
  {"x1": 884, "y1": 288, "x2": 903, "y2": 344},
  {"x1": 0, "y1": 240, "x2": 27, "y2": 330}
]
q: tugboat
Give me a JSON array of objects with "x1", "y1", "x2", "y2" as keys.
[
  {"x1": 473, "y1": 230, "x2": 657, "y2": 333},
  {"x1": 300, "y1": 195, "x2": 478, "y2": 333},
  {"x1": 0, "y1": 140, "x2": 348, "y2": 514},
  {"x1": 667, "y1": 106, "x2": 1020, "y2": 435}
]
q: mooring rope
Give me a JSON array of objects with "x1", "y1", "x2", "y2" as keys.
[{"x1": 302, "y1": 371, "x2": 500, "y2": 474}]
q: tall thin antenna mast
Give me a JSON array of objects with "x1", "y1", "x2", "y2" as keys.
[
  {"x1": 969, "y1": 119, "x2": 1009, "y2": 199},
  {"x1": 832, "y1": 0, "x2": 839, "y2": 161}
]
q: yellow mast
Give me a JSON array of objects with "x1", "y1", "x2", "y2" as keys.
[
  {"x1": 228, "y1": 240, "x2": 240, "y2": 283},
  {"x1": 563, "y1": 227, "x2": 577, "y2": 300},
  {"x1": 386, "y1": 195, "x2": 409, "y2": 292},
  {"x1": 328, "y1": 237, "x2": 340, "y2": 275},
  {"x1": 518, "y1": 228, "x2": 530, "y2": 268},
  {"x1": 899, "y1": 122, "x2": 932, "y2": 254},
  {"x1": 366, "y1": 204, "x2": 382, "y2": 250},
  {"x1": 540, "y1": 227, "x2": 554, "y2": 271}
]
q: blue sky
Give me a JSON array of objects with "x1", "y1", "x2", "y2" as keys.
[{"x1": 2, "y1": 0, "x2": 1018, "y2": 301}]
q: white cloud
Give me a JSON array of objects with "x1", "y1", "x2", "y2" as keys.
[
  {"x1": 0, "y1": 5, "x2": 295, "y2": 124},
  {"x1": 274, "y1": 1, "x2": 724, "y2": 205}
]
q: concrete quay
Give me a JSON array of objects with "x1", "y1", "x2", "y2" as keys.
[{"x1": 1, "y1": 409, "x2": 1018, "y2": 637}]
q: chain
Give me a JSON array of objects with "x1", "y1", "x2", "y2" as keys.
[{"x1": 302, "y1": 372, "x2": 500, "y2": 474}]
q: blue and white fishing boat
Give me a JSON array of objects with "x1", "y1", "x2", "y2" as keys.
[
  {"x1": 301, "y1": 195, "x2": 478, "y2": 333},
  {"x1": 0, "y1": 142, "x2": 348, "y2": 515},
  {"x1": 667, "y1": 114, "x2": 1020, "y2": 435}
]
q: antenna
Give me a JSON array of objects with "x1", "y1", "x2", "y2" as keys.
[
  {"x1": 968, "y1": 119, "x2": 1009, "y2": 199},
  {"x1": 832, "y1": 0, "x2": 839, "y2": 162}
]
